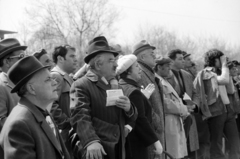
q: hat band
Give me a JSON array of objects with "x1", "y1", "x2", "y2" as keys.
[
  {"x1": 134, "y1": 44, "x2": 151, "y2": 53},
  {"x1": 0, "y1": 43, "x2": 20, "y2": 53}
]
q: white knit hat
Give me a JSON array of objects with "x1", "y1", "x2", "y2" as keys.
[{"x1": 116, "y1": 54, "x2": 137, "y2": 75}]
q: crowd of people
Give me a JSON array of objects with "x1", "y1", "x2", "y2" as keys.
[{"x1": 0, "y1": 36, "x2": 240, "y2": 159}]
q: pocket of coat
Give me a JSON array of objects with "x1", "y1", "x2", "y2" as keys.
[{"x1": 92, "y1": 117, "x2": 120, "y2": 141}]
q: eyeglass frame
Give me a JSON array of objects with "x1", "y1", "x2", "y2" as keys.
[{"x1": 7, "y1": 53, "x2": 25, "y2": 60}]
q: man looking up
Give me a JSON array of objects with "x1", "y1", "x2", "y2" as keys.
[{"x1": 51, "y1": 45, "x2": 77, "y2": 157}]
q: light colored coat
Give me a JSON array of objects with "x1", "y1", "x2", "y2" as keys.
[
  {"x1": 157, "y1": 74, "x2": 188, "y2": 158},
  {"x1": 166, "y1": 69, "x2": 200, "y2": 151}
]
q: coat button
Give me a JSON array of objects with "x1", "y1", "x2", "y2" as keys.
[{"x1": 114, "y1": 133, "x2": 117, "y2": 137}]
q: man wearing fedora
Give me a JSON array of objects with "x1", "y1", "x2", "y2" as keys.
[
  {"x1": 0, "y1": 56, "x2": 70, "y2": 159},
  {"x1": 0, "y1": 38, "x2": 27, "y2": 132},
  {"x1": 70, "y1": 39, "x2": 137, "y2": 159},
  {"x1": 132, "y1": 40, "x2": 165, "y2": 159}
]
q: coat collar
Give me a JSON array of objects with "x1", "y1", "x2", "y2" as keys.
[
  {"x1": 119, "y1": 78, "x2": 141, "y2": 89},
  {"x1": 0, "y1": 72, "x2": 14, "y2": 89},
  {"x1": 18, "y1": 97, "x2": 64, "y2": 156},
  {"x1": 52, "y1": 66, "x2": 73, "y2": 85},
  {"x1": 156, "y1": 73, "x2": 181, "y2": 100},
  {"x1": 85, "y1": 70, "x2": 111, "y2": 91},
  {"x1": 52, "y1": 65, "x2": 66, "y2": 75},
  {"x1": 138, "y1": 62, "x2": 156, "y2": 83}
]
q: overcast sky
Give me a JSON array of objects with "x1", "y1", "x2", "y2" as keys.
[{"x1": 1, "y1": 0, "x2": 240, "y2": 46}]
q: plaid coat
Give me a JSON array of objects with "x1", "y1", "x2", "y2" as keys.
[{"x1": 138, "y1": 62, "x2": 165, "y2": 159}]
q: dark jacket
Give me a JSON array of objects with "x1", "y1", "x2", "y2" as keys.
[
  {"x1": 0, "y1": 72, "x2": 19, "y2": 132},
  {"x1": 70, "y1": 70, "x2": 137, "y2": 159},
  {"x1": 119, "y1": 78, "x2": 158, "y2": 159},
  {"x1": 0, "y1": 97, "x2": 70, "y2": 159}
]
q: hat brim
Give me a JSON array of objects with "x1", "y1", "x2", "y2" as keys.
[
  {"x1": 0, "y1": 46, "x2": 27, "y2": 59},
  {"x1": 133, "y1": 45, "x2": 155, "y2": 55},
  {"x1": 11, "y1": 65, "x2": 49, "y2": 93},
  {"x1": 84, "y1": 50, "x2": 119, "y2": 64}
]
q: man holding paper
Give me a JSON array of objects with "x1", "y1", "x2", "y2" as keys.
[{"x1": 70, "y1": 39, "x2": 137, "y2": 159}]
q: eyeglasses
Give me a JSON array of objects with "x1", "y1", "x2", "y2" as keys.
[{"x1": 7, "y1": 53, "x2": 25, "y2": 60}]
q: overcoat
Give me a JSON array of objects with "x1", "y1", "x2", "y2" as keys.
[
  {"x1": 0, "y1": 72, "x2": 19, "y2": 131},
  {"x1": 157, "y1": 75, "x2": 188, "y2": 158},
  {"x1": 0, "y1": 97, "x2": 70, "y2": 159},
  {"x1": 119, "y1": 78, "x2": 159, "y2": 159},
  {"x1": 138, "y1": 61, "x2": 165, "y2": 159},
  {"x1": 166, "y1": 69, "x2": 200, "y2": 152},
  {"x1": 70, "y1": 70, "x2": 137, "y2": 159}
]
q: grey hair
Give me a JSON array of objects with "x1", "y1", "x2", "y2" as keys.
[{"x1": 89, "y1": 54, "x2": 104, "y2": 70}]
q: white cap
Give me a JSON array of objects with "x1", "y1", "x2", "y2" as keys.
[{"x1": 116, "y1": 54, "x2": 137, "y2": 75}]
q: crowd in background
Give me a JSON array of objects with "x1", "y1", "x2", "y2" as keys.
[{"x1": 0, "y1": 36, "x2": 240, "y2": 159}]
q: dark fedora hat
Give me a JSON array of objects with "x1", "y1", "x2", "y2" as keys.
[
  {"x1": 8, "y1": 56, "x2": 49, "y2": 93},
  {"x1": 0, "y1": 38, "x2": 27, "y2": 59},
  {"x1": 84, "y1": 40, "x2": 119, "y2": 64},
  {"x1": 133, "y1": 40, "x2": 155, "y2": 55},
  {"x1": 88, "y1": 36, "x2": 108, "y2": 45}
]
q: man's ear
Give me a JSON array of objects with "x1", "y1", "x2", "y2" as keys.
[
  {"x1": 26, "y1": 83, "x2": 36, "y2": 95},
  {"x1": 94, "y1": 59, "x2": 102, "y2": 71},
  {"x1": 138, "y1": 53, "x2": 145, "y2": 61},
  {"x1": 57, "y1": 56, "x2": 64, "y2": 63},
  {"x1": 3, "y1": 58, "x2": 11, "y2": 68}
]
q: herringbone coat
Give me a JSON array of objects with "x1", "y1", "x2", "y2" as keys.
[{"x1": 138, "y1": 62, "x2": 165, "y2": 159}]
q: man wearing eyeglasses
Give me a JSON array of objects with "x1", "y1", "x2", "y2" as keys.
[
  {"x1": 50, "y1": 45, "x2": 78, "y2": 157},
  {"x1": 0, "y1": 38, "x2": 27, "y2": 132}
]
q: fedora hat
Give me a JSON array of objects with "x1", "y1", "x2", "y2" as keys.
[
  {"x1": 88, "y1": 36, "x2": 108, "y2": 45},
  {"x1": 133, "y1": 40, "x2": 155, "y2": 55},
  {"x1": 8, "y1": 56, "x2": 49, "y2": 93},
  {"x1": 0, "y1": 38, "x2": 27, "y2": 59},
  {"x1": 84, "y1": 40, "x2": 119, "y2": 64}
]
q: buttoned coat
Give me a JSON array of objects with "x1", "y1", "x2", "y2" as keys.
[
  {"x1": 166, "y1": 69, "x2": 200, "y2": 152},
  {"x1": 0, "y1": 72, "x2": 19, "y2": 132},
  {"x1": 157, "y1": 75, "x2": 188, "y2": 158},
  {"x1": 0, "y1": 97, "x2": 70, "y2": 159},
  {"x1": 119, "y1": 78, "x2": 159, "y2": 159},
  {"x1": 70, "y1": 70, "x2": 137, "y2": 159},
  {"x1": 138, "y1": 62, "x2": 165, "y2": 159}
]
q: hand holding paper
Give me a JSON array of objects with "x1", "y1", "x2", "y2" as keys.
[
  {"x1": 115, "y1": 96, "x2": 131, "y2": 112},
  {"x1": 183, "y1": 92, "x2": 195, "y2": 105},
  {"x1": 106, "y1": 89, "x2": 124, "y2": 106}
]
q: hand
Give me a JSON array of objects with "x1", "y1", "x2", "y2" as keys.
[
  {"x1": 186, "y1": 105, "x2": 195, "y2": 113},
  {"x1": 115, "y1": 96, "x2": 131, "y2": 112},
  {"x1": 153, "y1": 141, "x2": 163, "y2": 159},
  {"x1": 141, "y1": 83, "x2": 155, "y2": 99},
  {"x1": 220, "y1": 55, "x2": 228, "y2": 66},
  {"x1": 124, "y1": 127, "x2": 130, "y2": 137},
  {"x1": 86, "y1": 142, "x2": 107, "y2": 159}
]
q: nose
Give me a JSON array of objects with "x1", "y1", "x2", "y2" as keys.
[
  {"x1": 114, "y1": 60, "x2": 118, "y2": 67},
  {"x1": 52, "y1": 78, "x2": 57, "y2": 86}
]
